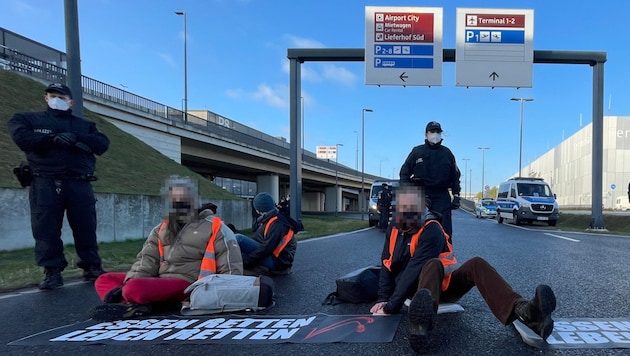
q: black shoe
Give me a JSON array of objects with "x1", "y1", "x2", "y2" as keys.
[
  {"x1": 103, "y1": 286, "x2": 124, "y2": 303},
  {"x1": 39, "y1": 268, "x2": 64, "y2": 290},
  {"x1": 88, "y1": 303, "x2": 152, "y2": 322},
  {"x1": 408, "y1": 288, "x2": 435, "y2": 353},
  {"x1": 514, "y1": 284, "x2": 557, "y2": 339},
  {"x1": 83, "y1": 265, "x2": 105, "y2": 281}
]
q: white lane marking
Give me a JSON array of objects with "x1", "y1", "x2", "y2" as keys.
[
  {"x1": 0, "y1": 280, "x2": 86, "y2": 300},
  {"x1": 545, "y1": 233, "x2": 580, "y2": 242}
]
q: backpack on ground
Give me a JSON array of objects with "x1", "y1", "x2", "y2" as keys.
[
  {"x1": 181, "y1": 274, "x2": 274, "y2": 315},
  {"x1": 322, "y1": 265, "x2": 381, "y2": 305}
]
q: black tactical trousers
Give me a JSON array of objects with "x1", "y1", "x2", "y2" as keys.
[{"x1": 29, "y1": 176, "x2": 101, "y2": 270}]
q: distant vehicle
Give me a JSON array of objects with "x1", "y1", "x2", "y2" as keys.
[
  {"x1": 475, "y1": 199, "x2": 497, "y2": 219},
  {"x1": 614, "y1": 196, "x2": 630, "y2": 211},
  {"x1": 495, "y1": 177, "x2": 559, "y2": 226},
  {"x1": 368, "y1": 180, "x2": 399, "y2": 227}
]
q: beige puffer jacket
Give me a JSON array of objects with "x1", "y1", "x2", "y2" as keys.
[{"x1": 125, "y1": 210, "x2": 243, "y2": 283}]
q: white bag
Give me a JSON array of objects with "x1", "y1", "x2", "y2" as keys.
[{"x1": 180, "y1": 274, "x2": 272, "y2": 316}]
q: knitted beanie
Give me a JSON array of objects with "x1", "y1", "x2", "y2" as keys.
[{"x1": 253, "y1": 192, "x2": 276, "y2": 213}]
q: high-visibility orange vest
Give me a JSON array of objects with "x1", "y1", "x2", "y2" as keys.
[
  {"x1": 383, "y1": 220, "x2": 457, "y2": 291},
  {"x1": 263, "y1": 216, "x2": 294, "y2": 258},
  {"x1": 157, "y1": 216, "x2": 222, "y2": 280}
]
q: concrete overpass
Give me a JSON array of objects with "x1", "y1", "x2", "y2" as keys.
[{"x1": 80, "y1": 85, "x2": 380, "y2": 212}]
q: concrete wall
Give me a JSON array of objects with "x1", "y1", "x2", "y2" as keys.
[{"x1": 0, "y1": 188, "x2": 251, "y2": 251}]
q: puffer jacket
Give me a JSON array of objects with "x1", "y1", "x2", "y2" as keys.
[{"x1": 125, "y1": 209, "x2": 243, "y2": 283}]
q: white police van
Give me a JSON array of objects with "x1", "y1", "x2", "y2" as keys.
[
  {"x1": 495, "y1": 177, "x2": 559, "y2": 226},
  {"x1": 368, "y1": 180, "x2": 399, "y2": 227}
]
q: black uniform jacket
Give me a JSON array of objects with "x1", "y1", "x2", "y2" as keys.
[
  {"x1": 8, "y1": 108, "x2": 110, "y2": 176},
  {"x1": 399, "y1": 140, "x2": 460, "y2": 195}
]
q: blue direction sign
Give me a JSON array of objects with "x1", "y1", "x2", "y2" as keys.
[
  {"x1": 456, "y1": 8, "x2": 534, "y2": 88},
  {"x1": 365, "y1": 6, "x2": 443, "y2": 86},
  {"x1": 465, "y1": 29, "x2": 525, "y2": 44}
]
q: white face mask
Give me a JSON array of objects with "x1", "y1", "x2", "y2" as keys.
[
  {"x1": 427, "y1": 132, "x2": 442, "y2": 144},
  {"x1": 47, "y1": 97, "x2": 70, "y2": 111}
]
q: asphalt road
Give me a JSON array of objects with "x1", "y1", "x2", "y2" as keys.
[{"x1": 2, "y1": 210, "x2": 629, "y2": 355}]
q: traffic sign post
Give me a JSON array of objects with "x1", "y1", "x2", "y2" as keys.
[
  {"x1": 455, "y1": 8, "x2": 534, "y2": 88},
  {"x1": 365, "y1": 6, "x2": 443, "y2": 86}
]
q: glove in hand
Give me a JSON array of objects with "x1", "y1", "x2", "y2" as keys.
[
  {"x1": 451, "y1": 196, "x2": 461, "y2": 210},
  {"x1": 53, "y1": 132, "x2": 77, "y2": 146}
]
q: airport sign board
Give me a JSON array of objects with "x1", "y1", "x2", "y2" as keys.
[
  {"x1": 316, "y1": 146, "x2": 338, "y2": 160},
  {"x1": 455, "y1": 8, "x2": 534, "y2": 88},
  {"x1": 365, "y1": 6, "x2": 443, "y2": 86}
]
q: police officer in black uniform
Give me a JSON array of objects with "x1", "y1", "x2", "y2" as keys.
[
  {"x1": 399, "y1": 121, "x2": 461, "y2": 241},
  {"x1": 377, "y1": 183, "x2": 393, "y2": 232},
  {"x1": 8, "y1": 83, "x2": 110, "y2": 290}
]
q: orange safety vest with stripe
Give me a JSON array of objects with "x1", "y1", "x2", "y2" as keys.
[
  {"x1": 382, "y1": 220, "x2": 457, "y2": 291},
  {"x1": 263, "y1": 215, "x2": 294, "y2": 258},
  {"x1": 157, "y1": 216, "x2": 222, "y2": 280}
]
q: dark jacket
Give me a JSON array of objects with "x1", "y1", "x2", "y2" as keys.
[
  {"x1": 245, "y1": 209, "x2": 300, "y2": 269},
  {"x1": 399, "y1": 140, "x2": 460, "y2": 195},
  {"x1": 378, "y1": 218, "x2": 448, "y2": 313},
  {"x1": 7, "y1": 108, "x2": 110, "y2": 176}
]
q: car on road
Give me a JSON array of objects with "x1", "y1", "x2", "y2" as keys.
[{"x1": 475, "y1": 199, "x2": 497, "y2": 218}]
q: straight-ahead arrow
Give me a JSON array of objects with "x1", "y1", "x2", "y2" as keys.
[{"x1": 489, "y1": 72, "x2": 499, "y2": 81}]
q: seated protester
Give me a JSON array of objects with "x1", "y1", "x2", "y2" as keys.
[
  {"x1": 88, "y1": 176, "x2": 243, "y2": 321},
  {"x1": 236, "y1": 192, "x2": 300, "y2": 276},
  {"x1": 370, "y1": 184, "x2": 557, "y2": 354}
]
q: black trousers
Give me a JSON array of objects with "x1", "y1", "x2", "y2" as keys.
[
  {"x1": 29, "y1": 176, "x2": 101, "y2": 269},
  {"x1": 378, "y1": 206, "x2": 390, "y2": 230},
  {"x1": 426, "y1": 189, "x2": 453, "y2": 239}
]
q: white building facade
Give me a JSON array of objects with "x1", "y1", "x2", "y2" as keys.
[{"x1": 521, "y1": 116, "x2": 630, "y2": 209}]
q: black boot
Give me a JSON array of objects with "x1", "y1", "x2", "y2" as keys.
[
  {"x1": 39, "y1": 268, "x2": 64, "y2": 290},
  {"x1": 514, "y1": 284, "x2": 556, "y2": 339},
  {"x1": 408, "y1": 288, "x2": 435, "y2": 353},
  {"x1": 83, "y1": 265, "x2": 106, "y2": 281}
]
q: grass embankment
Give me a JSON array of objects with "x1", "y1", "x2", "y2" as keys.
[{"x1": 0, "y1": 70, "x2": 234, "y2": 198}]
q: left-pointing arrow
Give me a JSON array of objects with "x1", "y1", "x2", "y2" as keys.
[{"x1": 399, "y1": 72, "x2": 408, "y2": 82}]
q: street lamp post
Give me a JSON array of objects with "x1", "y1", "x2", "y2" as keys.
[
  {"x1": 335, "y1": 143, "x2": 344, "y2": 216},
  {"x1": 469, "y1": 169, "x2": 473, "y2": 200},
  {"x1": 511, "y1": 97, "x2": 534, "y2": 178},
  {"x1": 353, "y1": 130, "x2": 359, "y2": 171},
  {"x1": 477, "y1": 147, "x2": 490, "y2": 198},
  {"x1": 175, "y1": 11, "x2": 188, "y2": 123},
  {"x1": 301, "y1": 96, "x2": 305, "y2": 150},
  {"x1": 361, "y1": 108, "x2": 373, "y2": 220},
  {"x1": 462, "y1": 158, "x2": 470, "y2": 199}
]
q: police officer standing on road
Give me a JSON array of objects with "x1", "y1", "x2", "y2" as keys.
[
  {"x1": 377, "y1": 183, "x2": 393, "y2": 232},
  {"x1": 8, "y1": 83, "x2": 110, "y2": 290},
  {"x1": 399, "y1": 121, "x2": 461, "y2": 241}
]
